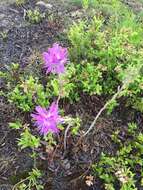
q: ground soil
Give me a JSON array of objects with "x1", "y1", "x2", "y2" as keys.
[{"x1": 1, "y1": 0, "x2": 143, "y2": 190}]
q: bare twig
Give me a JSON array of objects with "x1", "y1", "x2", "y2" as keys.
[
  {"x1": 64, "y1": 124, "x2": 71, "y2": 150},
  {"x1": 0, "y1": 132, "x2": 8, "y2": 146},
  {"x1": 12, "y1": 177, "x2": 30, "y2": 190},
  {"x1": 83, "y1": 85, "x2": 125, "y2": 137}
]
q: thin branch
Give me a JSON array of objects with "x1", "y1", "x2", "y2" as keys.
[
  {"x1": 83, "y1": 85, "x2": 125, "y2": 137},
  {"x1": 12, "y1": 177, "x2": 30, "y2": 190},
  {"x1": 64, "y1": 124, "x2": 71, "y2": 150}
]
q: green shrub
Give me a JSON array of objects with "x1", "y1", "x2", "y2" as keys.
[
  {"x1": 8, "y1": 76, "x2": 50, "y2": 112},
  {"x1": 16, "y1": 0, "x2": 26, "y2": 6},
  {"x1": 26, "y1": 9, "x2": 45, "y2": 24},
  {"x1": 92, "y1": 123, "x2": 143, "y2": 190},
  {"x1": 67, "y1": 8, "x2": 143, "y2": 110}
]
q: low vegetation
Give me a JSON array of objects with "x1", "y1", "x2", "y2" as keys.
[{"x1": 1, "y1": 0, "x2": 143, "y2": 189}]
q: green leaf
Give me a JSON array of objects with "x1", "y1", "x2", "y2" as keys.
[
  {"x1": 9, "y1": 121, "x2": 22, "y2": 129},
  {"x1": 18, "y1": 129, "x2": 40, "y2": 149}
]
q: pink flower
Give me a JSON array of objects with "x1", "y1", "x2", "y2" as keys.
[
  {"x1": 43, "y1": 43, "x2": 68, "y2": 74},
  {"x1": 31, "y1": 102, "x2": 62, "y2": 135}
]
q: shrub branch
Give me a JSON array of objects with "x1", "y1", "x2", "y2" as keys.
[{"x1": 83, "y1": 84, "x2": 125, "y2": 137}]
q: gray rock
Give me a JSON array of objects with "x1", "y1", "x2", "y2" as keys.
[{"x1": 36, "y1": 1, "x2": 53, "y2": 9}]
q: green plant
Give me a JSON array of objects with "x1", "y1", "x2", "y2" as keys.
[
  {"x1": 79, "y1": 62, "x2": 102, "y2": 95},
  {"x1": 1, "y1": 63, "x2": 20, "y2": 87},
  {"x1": 49, "y1": 64, "x2": 78, "y2": 100},
  {"x1": 8, "y1": 76, "x2": 50, "y2": 112},
  {"x1": 67, "y1": 8, "x2": 143, "y2": 109},
  {"x1": 18, "y1": 128, "x2": 40, "y2": 149},
  {"x1": 9, "y1": 121, "x2": 22, "y2": 130},
  {"x1": 92, "y1": 123, "x2": 143, "y2": 190},
  {"x1": 16, "y1": 0, "x2": 26, "y2": 5},
  {"x1": 12, "y1": 168, "x2": 43, "y2": 190},
  {"x1": 27, "y1": 9, "x2": 45, "y2": 24},
  {"x1": 4, "y1": 47, "x2": 82, "y2": 188},
  {"x1": 82, "y1": 0, "x2": 89, "y2": 9},
  {"x1": 63, "y1": 116, "x2": 81, "y2": 135},
  {"x1": 0, "y1": 31, "x2": 8, "y2": 41},
  {"x1": 70, "y1": 0, "x2": 99, "y2": 9}
]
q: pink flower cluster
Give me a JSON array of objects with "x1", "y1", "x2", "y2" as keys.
[
  {"x1": 31, "y1": 43, "x2": 68, "y2": 135},
  {"x1": 42, "y1": 43, "x2": 68, "y2": 74},
  {"x1": 31, "y1": 102, "x2": 62, "y2": 135}
]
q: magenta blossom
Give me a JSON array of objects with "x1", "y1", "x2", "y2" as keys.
[
  {"x1": 42, "y1": 43, "x2": 68, "y2": 74},
  {"x1": 31, "y1": 102, "x2": 62, "y2": 135}
]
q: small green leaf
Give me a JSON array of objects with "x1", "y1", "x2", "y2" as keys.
[
  {"x1": 9, "y1": 121, "x2": 22, "y2": 129},
  {"x1": 18, "y1": 129, "x2": 40, "y2": 149}
]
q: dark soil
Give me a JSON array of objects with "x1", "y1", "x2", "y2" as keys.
[{"x1": 1, "y1": 0, "x2": 143, "y2": 190}]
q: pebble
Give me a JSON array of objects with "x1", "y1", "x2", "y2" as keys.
[{"x1": 36, "y1": 1, "x2": 53, "y2": 9}]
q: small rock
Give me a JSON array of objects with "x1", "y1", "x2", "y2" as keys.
[
  {"x1": 36, "y1": 1, "x2": 53, "y2": 9},
  {"x1": 62, "y1": 159, "x2": 71, "y2": 170},
  {"x1": 70, "y1": 10, "x2": 83, "y2": 18}
]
